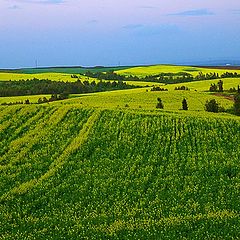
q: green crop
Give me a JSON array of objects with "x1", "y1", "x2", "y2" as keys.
[
  {"x1": 0, "y1": 64, "x2": 240, "y2": 239},
  {"x1": 0, "y1": 105, "x2": 239, "y2": 239}
]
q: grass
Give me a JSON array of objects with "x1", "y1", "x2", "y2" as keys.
[
  {"x1": 1, "y1": 77, "x2": 238, "y2": 116},
  {"x1": 0, "y1": 72, "x2": 94, "y2": 82},
  {"x1": 0, "y1": 106, "x2": 239, "y2": 239},
  {"x1": 0, "y1": 72, "x2": 156, "y2": 88},
  {"x1": 0, "y1": 94, "x2": 52, "y2": 104},
  {"x1": 0, "y1": 65, "x2": 240, "y2": 238},
  {"x1": 1, "y1": 66, "x2": 239, "y2": 114},
  {"x1": 59, "y1": 77, "x2": 239, "y2": 116},
  {"x1": 167, "y1": 77, "x2": 240, "y2": 91},
  {"x1": 117, "y1": 64, "x2": 240, "y2": 77}
]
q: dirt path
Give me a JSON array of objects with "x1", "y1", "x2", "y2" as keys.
[{"x1": 212, "y1": 93, "x2": 234, "y2": 101}]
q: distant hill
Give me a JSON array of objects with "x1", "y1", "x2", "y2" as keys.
[
  {"x1": 0, "y1": 66, "x2": 132, "y2": 74},
  {"x1": 1, "y1": 62, "x2": 240, "y2": 75},
  {"x1": 179, "y1": 59, "x2": 240, "y2": 67}
]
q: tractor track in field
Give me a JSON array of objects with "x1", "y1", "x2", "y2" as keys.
[{"x1": 0, "y1": 110, "x2": 101, "y2": 202}]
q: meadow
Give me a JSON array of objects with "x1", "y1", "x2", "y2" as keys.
[
  {"x1": 0, "y1": 105, "x2": 240, "y2": 239},
  {"x1": 2, "y1": 75, "x2": 238, "y2": 114},
  {"x1": 117, "y1": 64, "x2": 240, "y2": 77},
  {"x1": 0, "y1": 65, "x2": 240, "y2": 239},
  {"x1": 0, "y1": 72, "x2": 95, "y2": 82}
]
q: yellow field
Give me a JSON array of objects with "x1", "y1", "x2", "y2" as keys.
[
  {"x1": 1, "y1": 67, "x2": 239, "y2": 118},
  {"x1": 56, "y1": 88, "x2": 232, "y2": 118},
  {"x1": 0, "y1": 72, "x2": 157, "y2": 88},
  {"x1": 1, "y1": 77, "x2": 239, "y2": 117},
  {"x1": 117, "y1": 65, "x2": 240, "y2": 77},
  {"x1": 0, "y1": 94, "x2": 52, "y2": 104},
  {"x1": 166, "y1": 77, "x2": 240, "y2": 91},
  {"x1": 0, "y1": 72, "x2": 94, "y2": 82}
]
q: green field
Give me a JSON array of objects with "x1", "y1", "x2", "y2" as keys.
[
  {"x1": 0, "y1": 72, "x2": 156, "y2": 89},
  {"x1": 0, "y1": 95, "x2": 52, "y2": 105},
  {"x1": 60, "y1": 88, "x2": 233, "y2": 115},
  {"x1": 0, "y1": 85, "x2": 235, "y2": 114},
  {"x1": 2, "y1": 64, "x2": 240, "y2": 77},
  {"x1": 0, "y1": 72, "x2": 95, "y2": 82},
  {"x1": 2, "y1": 64, "x2": 240, "y2": 82},
  {"x1": 0, "y1": 105, "x2": 240, "y2": 239},
  {"x1": 117, "y1": 64, "x2": 240, "y2": 77},
  {"x1": 0, "y1": 65, "x2": 240, "y2": 239},
  {"x1": 169, "y1": 77, "x2": 240, "y2": 91},
  {"x1": 13, "y1": 76, "x2": 238, "y2": 115},
  {"x1": 0, "y1": 66, "x2": 130, "y2": 74}
]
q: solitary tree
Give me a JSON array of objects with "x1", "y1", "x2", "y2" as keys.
[
  {"x1": 234, "y1": 94, "x2": 240, "y2": 115},
  {"x1": 218, "y1": 80, "x2": 224, "y2": 92},
  {"x1": 156, "y1": 97, "x2": 164, "y2": 109},
  {"x1": 182, "y1": 98, "x2": 188, "y2": 110},
  {"x1": 38, "y1": 98, "x2": 43, "y2": 104}
]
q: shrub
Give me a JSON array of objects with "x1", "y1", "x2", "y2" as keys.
[
  {"x1": 205, "y1": 99, "x2": 224, "y2": 113},
  {"x1": 234, "y1": 94, "x2": 240, "y2": 115},
  {"x1": 156, "y1": 98, "x2": 164, "y2": 109}
]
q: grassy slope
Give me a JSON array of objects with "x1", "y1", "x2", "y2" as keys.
[
  {"x1": 0, "y1": 72, "x2": 96, "y2": 82},
  {"x1": 117, "y1": 64, "x2": 240, "y2": 77},
  {"x1": 57, "y1": 77, "x2": 240, "y2": 114},
  {"x1": 1, "y1": 79, "x2": 238, "y2": 112},
  {"x1": 0, "y1": 72, "x2": 155, "y2": 88},
  {"x1": 0, "y1": 66, "x2": 130, "y2": 74},
  {"x1": 0, "y1": 65, "x2": 240, "y2": 86},
  {"x1": 169, "y1": 77, "x2": 240, "y2": 91},
  {"x1": 62, "y1": 88, "x2": 232, "y2": 113},
  {"x1": 1, "y1": 66, "x2": 240, "y2": 238},
  {"x1": 0, "y1": 105, "x2": 239, "y2": 239},
  {"x1": 1, "y1": 67, "x2": 240, "y2": 111},
  {"x1": 2, "y1": 64, "x2": 240, "y2": 82},
  {"x1": 0, "y1": 95, "x2": 52, "y2": 104}
]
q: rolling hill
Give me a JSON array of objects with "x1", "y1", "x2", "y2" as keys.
[
  {"x1": 0, "y1": 65, "x2": 240, "y2": 239},
  {"x1": 1, "y1": 104, "x2": 240, "y2": 239}
]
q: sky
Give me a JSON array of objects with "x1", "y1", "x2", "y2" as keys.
[{"x1": 1, "y1": 0, "x2": 240, "y2": 68}]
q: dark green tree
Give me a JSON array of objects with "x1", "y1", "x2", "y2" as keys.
[
  {"x1": 233, "y1": 94, "x2": 240, "y2": 115},
  {"x1": 38, "y1": 98, "x2": 43, "y2": 104},
  {"x1": 205, "y1": 99, "x2": 219, "y2": 113},
  {"x1": 218, "y1": 80, "x2": 223, "y2": 92},
  {"x1": 182, "y1": 98, "x2": 188, "y2": 110},
  {"x1": 156, "y1": 97, "x2": 164, "y2": 109},
  {"x1": 209, "y1": 83, "x2": 217, "y2": 92},
  {"x1": 42, "y1": 97, "x2": 48, "y2": 103}
]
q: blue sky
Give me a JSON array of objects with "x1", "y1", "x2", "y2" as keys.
[{"x1": 1, "y1": 0, "x2": 240, "y2": 68}]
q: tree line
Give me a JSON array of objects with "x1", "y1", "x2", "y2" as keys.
[{"x1": 0, "y1": 78, "x2": 138, "y2": 97}]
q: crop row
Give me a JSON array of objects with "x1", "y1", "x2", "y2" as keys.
[{"x1": 0, "y1": 107, "x2": 240, "y2": 239}]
